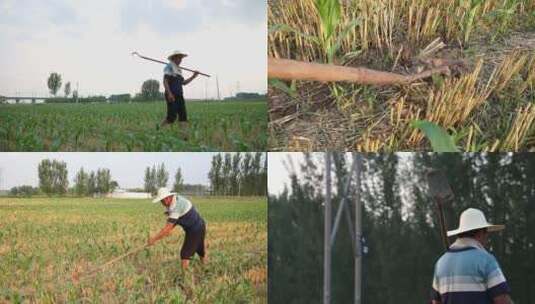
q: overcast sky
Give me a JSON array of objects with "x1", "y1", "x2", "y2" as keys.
[
  {"x1": 0, "y1": 0, "x2": 266, "y2": 99},
  {"x1": 0, "y1": 152, "x2": 224, "y2": 190},
  {"x1": 268, "y1": 152, "x2": 306, "y2": 195}
]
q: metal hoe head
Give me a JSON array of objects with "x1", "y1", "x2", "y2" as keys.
[{"x1": 426, "y1": 169, "x2": 454, "y2": 202}]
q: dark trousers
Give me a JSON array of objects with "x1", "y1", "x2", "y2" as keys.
[
  {"x1": 180, "y1": 222, "x2": 206, "y2": 259},
  {"x1": 165, "y1": 94, "x2": 187, "y2": 123}
]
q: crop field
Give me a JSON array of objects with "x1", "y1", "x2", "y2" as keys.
[
  {"x1": 0, "y1": 197, "x2": 267, "y2": 303},
  {"x1": 269, "y1": 0, "x2": 535, "y2": 151},
  {"x1": 0, "y1": 100, "x2": 267, "y2": 152}
]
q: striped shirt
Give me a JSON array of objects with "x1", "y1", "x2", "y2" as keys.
[
  {"x1": 431, "y1": 238, "x2": 510, "y2": 303},
  {"x1": 163, "y1": 63, "x2": 185, "y2": 97},
  {"x1": 166, "y1": 195, "x2": 192, "y2": 220},
  {"x1": 164, "y1": 62, "x2": 183, "y2": 77},
  {"x1": 166, "y1": 195, "x2": 204, "y2": 232}
]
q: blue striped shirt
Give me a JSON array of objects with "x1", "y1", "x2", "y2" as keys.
[{"x1": 431, "y1": 238, "x2": 510, "y2": 303}]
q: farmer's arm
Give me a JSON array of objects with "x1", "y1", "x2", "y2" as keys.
[
  {"x1": 431, "y1": 301, "x2": 441, "y2": 304},
  {"x1": 493, "y1": 294, "x2": 513, "y2": 304},
  {"x1": 147, "y1": 223, "x2": 175, "y2": 246},
  {"x1": 183, "y1": 71, "x2": 199, "y2": 85}
]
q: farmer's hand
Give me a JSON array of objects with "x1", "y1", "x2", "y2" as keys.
[
  {"x1": 167, "y1": 91, "x2": 176, "y2": 102},
  {"x1": 193, "y1": 71, "x2": 200, "y2": 78}
]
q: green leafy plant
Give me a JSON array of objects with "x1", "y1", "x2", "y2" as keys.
[{"x1": 411, "y1": 120, "x2": 460, "y2": 152}]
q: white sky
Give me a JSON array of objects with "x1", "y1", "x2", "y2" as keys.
[
  {"x1": 0, "y1": 152, "x2": 226, "y2": 190},
  {"x1": 0, "y1": 0, "x2": 266, "y2": 99},
  {"x1": 268, "y1": 153, "x2": 414, "y2": 196},
  {"x1": 268, "y1": 152, "x2": 306, "y2": 195}
]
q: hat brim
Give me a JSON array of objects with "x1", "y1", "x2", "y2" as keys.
[
  {"x1": 447, "y1": 224, "x2": 505, "y2": 237},
  {"x1": 168, "y1": 53, "x2": 187, "y2": 60},
  {"x1": 151, "y1": 192, "x2": 175, "y2": 203}
]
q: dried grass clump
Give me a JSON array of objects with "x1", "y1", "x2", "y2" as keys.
[{"x1": 501, "y1": 104, "x2": 535, "y2": 150}]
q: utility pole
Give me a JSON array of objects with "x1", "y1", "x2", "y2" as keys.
[
  {"x1": 216, "y1": 75, "x2": 221, "y2": 101},
  {"x1": 204, "y1": 79, "x2": 208, "y2": 101},
  {"x1": 324, "y1": 153, "x2": 332, "y2": 304},
  {"x1": 354, "y1": 153, "x2": 362, "y2": 304}
]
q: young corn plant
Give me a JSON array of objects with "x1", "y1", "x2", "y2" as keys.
[
  {"x1": 411, "y1": 120, "x2": 460, "y2": 152},
  {"x1": 314, "y1": 0, "x2": 342, "y2": 63}
]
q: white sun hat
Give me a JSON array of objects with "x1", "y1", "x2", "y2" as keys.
[
  {"x1": 167, "y1": 50, "x2": 188, "y2": 60},
  {"x1": 152, "y1": 187, "x2": 175, "y2": 203},
  {"x1": 447, "y1": 208, "x2": 505, "y2": 237}
]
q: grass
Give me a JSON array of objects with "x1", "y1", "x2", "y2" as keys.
[
  {"x1": 0, "y1": 100, "x2": 267, "y2": 152},
  {"x1": 0, "y1": 196, "x2": 267, "y2": 303},
  {"x1": 268, "y1": 0, "x2": 535, "y2": 151}
]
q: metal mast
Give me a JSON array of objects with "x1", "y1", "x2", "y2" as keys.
[
  {"x1": 323, "y1": 153, "x2": 362, "y2": 304},
  {"x1": 354, "y1": 153, "x2": 362, "y2": 304},
  {"x1": 323, "y1": 152, "x2": 332, "y2": 304}
]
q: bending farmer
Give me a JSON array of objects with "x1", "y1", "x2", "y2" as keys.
[
  {"x1": 147, "y1": 187, "x2": 207, "y2": 269},
  {"x1": 161, "y1": 50, "x2": 200, "y2": 129},
  {"x1": 431, "y1": 208, "x2": 512, "y2": 304}
]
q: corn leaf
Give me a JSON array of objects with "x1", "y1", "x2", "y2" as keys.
[{"x1": 411, "y1": 120, "x2": 460, "y2": 152}]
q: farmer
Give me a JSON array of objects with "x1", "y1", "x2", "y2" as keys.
[
  {"x1": 161, "y1": 50, "x2": 200, "y2": 129},
  {"x1": 431, "y1": 208, "x2": 513, "y2": 304},
  {"x1": 147, "y1": 187, "x2": 206, "y2": 269}
]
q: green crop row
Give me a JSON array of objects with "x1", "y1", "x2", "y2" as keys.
[{"x1": 0, "y1": 101, "x2": 267, "y2": 152}]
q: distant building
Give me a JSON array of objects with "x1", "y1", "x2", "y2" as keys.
[
  {"x1": 106, "y1": 188, "x2": 151, "y2": 199},
  {"x1": 4, "y1": 98, "x2": 45, "y2": 104},
  {"x1": 224, "y1": 92, "x2": 266, "y2": 101}
]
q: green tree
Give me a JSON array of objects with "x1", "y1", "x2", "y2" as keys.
[
  {"x1": 141, "y1": 79, "x2": 160, "y2": 100},
  {"x1": 38, "y1": 159, "x2": 54, "y2": 195},
  {"x1": 230, "y1": 153, "x2": 242, "y2": 195},
  {"x1": 10, "y1": 185, "x2": 38, "y2": 197},
  {"x1": 64, "y1": 81, "x2": 71, "y2": 97},
  {"x1": 173, "y1": 168, "x2": 184, "y2": 193},
  {"x1": 208, "y1": 154, "x2": 223, "y2": 195},
  {"x1": 38, "y1": 159, "x2": 68, "y2": 196},
  {"x1": 222, "y1": 153, "x2": 232, "y2": 195},
  {"x1": 74, "y1": 167, "x2": 89, "y2": 196},
  {"x1": 156, "y1": 163, "x2": 169, "y2": 189},
  {"x1": 240, "y1": 153, "x2": 253, "y2": 195},
  {"x1": 110, "y1": 181, "x2": 119, "y2": 192},
  {"x1": 144, "y1": 165, "x2": 159, "y2": 195},
  {"x1": 96, "y1": 168, "x2": 112, "y2": 194},
  {"x1": 251, "y1": 152, "x2": 263, "y2": 195},
  {"x1": 87, "y1": 171, "x2": 97, "y2": 196},
  {"x1": 47, "y1": 72, "x2": 62, "y2": 96}
]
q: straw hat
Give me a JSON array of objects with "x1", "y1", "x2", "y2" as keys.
[
  {"x1": 167, "y1": 50, "x2": 188, "y2": 60},
  {"x1": 447, "y1": 208, "x2": 505, "y2": 237},
  {"x1": 152, "y1": 187, "x2": 175, "y2": 203}
]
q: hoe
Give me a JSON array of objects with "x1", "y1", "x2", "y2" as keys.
[
  {"x1": 426, "y1": 169, "x2": 454, "y2": 251},
  {"x1": 131, "y1": 51, "x2": 211, "y2": 78}
]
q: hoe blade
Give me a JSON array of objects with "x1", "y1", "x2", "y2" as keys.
[{"x1": 426, "y1": 169, "x2": 454, "y2": 201}]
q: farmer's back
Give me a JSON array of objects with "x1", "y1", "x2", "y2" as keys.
[{"x1": 432, "y1": 245, "x2": 510, "y2": 304}]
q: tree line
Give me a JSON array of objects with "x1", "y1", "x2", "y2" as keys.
[
  {"x1": 269, "y1": 153, "x2": 535, "y2": 304},
  {"x1": 143, "y1": 163, "x2": 185, "y2": 195},
  {"x1": 9, "y1": 159, "x2": 117, "y2": 197},
  {"x1": 9, "y1": 157, "x2": 266, "y2": 198},
  {"x1": 45, "y1": 72, "x2": 162, "y2": 103},
  {"x1": 208, "y1": 152, "x2": 267, "y2": 196}
]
